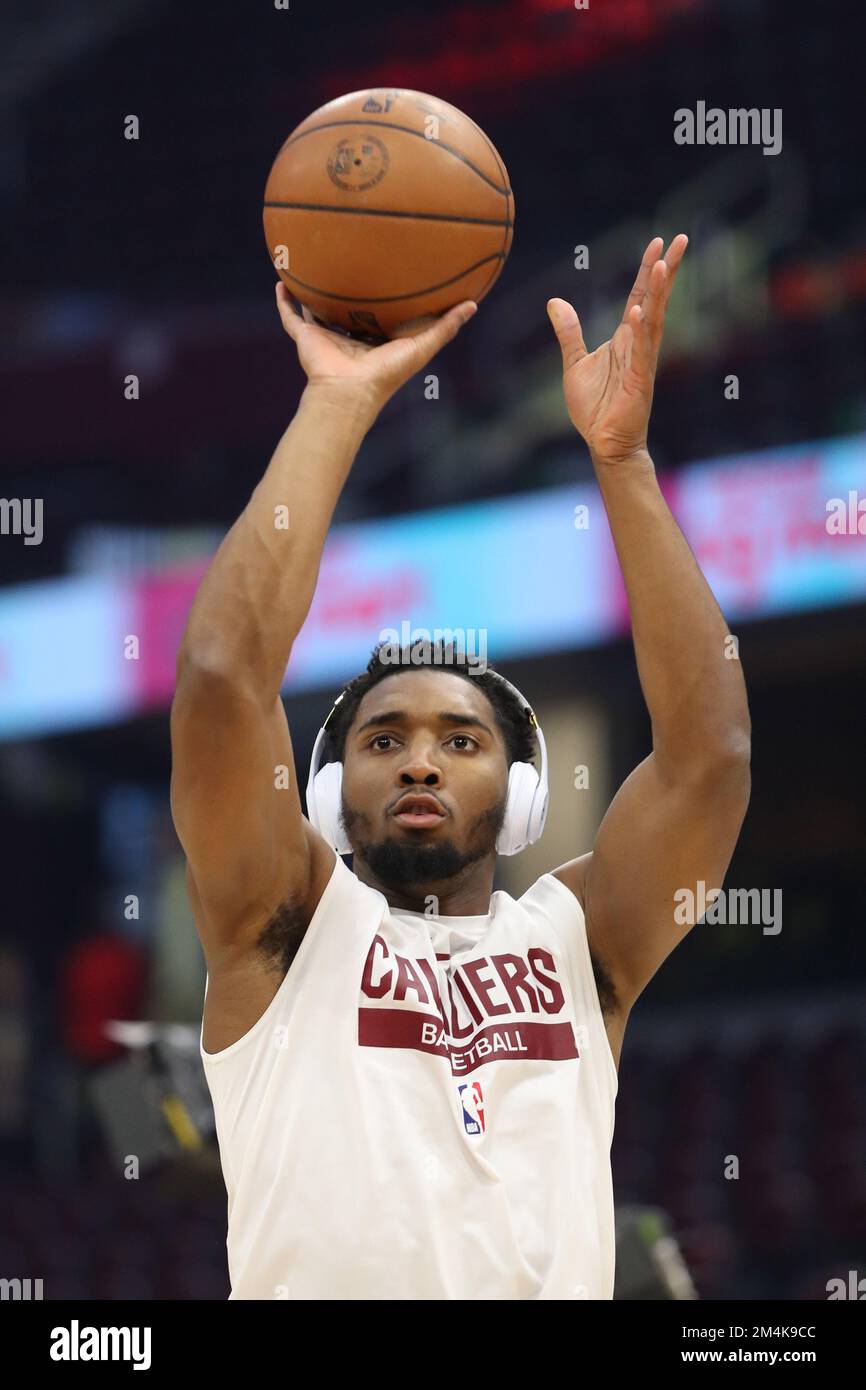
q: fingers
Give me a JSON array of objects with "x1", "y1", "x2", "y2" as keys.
[
  {"x1": 389, "y1": 311, "x2": 439, "y2": 340},
  {"x1": 621, "y1": 237, "x2": 664, "y2": 325},
  {"x1": 275, "y1": 282, "x2": 304, "y2": 340},
  {"x1": 659, "y1": 232, "x2": 688, "y2": 310},
  {"x1": 401, "y1": 300, "x2": 478, "y2": 363},
  {"x1": 628, "y1": 258, "x2": 666, "y2": 375},
  {"x1": 642, "y1": 256, "x2": 668, "y2": 336},
  {"x1": 547, "y1": 298, "x2": 588, "y2": 371},
  {"x1": 276, "y1": 284, "x2": 351, "y2": 347},
  {"x1": 628, "y1": 233, "x2": 689, "y2": 374},
  {"x1": 622, "y1": 233, "x2": 689, "y2": 326}
]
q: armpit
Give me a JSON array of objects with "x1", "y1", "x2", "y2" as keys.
[
  {"x1": 256, "y1": 895, "x2": 310, "y2": 977},
  {"x1": 589, "y1": 948, "x2": 619, "y2": 1022}
]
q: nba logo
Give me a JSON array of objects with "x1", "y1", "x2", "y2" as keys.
[{"x1": 458, "y1": 1081, "x2": 485, "y2": 1135}]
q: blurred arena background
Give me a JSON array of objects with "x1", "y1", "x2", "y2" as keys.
[{"x1": 1, "y1": 0, "x2": 864, "y2": 1300}]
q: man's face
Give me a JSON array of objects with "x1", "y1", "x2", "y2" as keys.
[{"x1": 339, "y1": 669, "x2": 509, "y2": 888}]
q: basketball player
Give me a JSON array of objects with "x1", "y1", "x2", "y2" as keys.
[{"x1": 170, "y1": 235, "x2": 751, "y2": 1299}]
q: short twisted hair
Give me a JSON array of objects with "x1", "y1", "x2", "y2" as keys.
[{"x1": 321, "y1": 640, "x2": 538, "y2": 769}]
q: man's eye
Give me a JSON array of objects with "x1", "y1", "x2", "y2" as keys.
[{"x1": 368, "y1": 734, "x2": 477, "y2": 751}]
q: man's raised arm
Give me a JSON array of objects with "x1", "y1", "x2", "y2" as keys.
[
  {"x1": 171, "y1": 290, "x2": 477, "y2": 963},
  {"x1": 547, "y1": 237, "x2": 752, "y2": 1014}
]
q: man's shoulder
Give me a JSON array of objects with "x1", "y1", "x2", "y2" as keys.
[
  {"x1": 547, "y1": 851, "x2": 593, "y2": 909},
  {"x1": 523, "y1": 853, "x2": 620, "y2": 1023},
  {"x1": 511, "y1": 852, "x2": 592, "y2": 918}
]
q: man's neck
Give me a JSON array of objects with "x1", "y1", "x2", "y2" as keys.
[{"x1": 352, "y1": 857, "x2": 496, "y2": 916}]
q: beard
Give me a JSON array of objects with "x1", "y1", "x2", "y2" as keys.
[{"x1": 340, "y1": 794, "x2": 507, "y2": 888}]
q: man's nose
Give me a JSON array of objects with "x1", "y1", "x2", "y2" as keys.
[{"x1": 398, "y1": 746, "x2": 442, "y2": 784}]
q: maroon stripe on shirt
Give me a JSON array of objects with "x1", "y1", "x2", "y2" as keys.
[{"x1": 359, "y1": 1007, "x2": 579, "y2": 1074}]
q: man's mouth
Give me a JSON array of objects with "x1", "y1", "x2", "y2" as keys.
[{"x1": 391, "y1": 794, "x2": 447, "y2": 829}]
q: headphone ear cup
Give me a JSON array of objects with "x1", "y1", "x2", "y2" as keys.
[
  {"x1": 312, "y1": 761, "x2": 352, "y2": 855},
  {"x1": 497, "y1": 760, "x2": 542, "y2": 856},
  {"x1": 531, "y1": 780, "x2": 550, "y2": 843}
]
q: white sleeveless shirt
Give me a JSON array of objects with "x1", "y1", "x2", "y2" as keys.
[{"x1": 200, "y1": 851, "x2": 618, "y2": 1299}]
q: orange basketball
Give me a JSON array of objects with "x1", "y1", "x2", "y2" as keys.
[{"x1": 263, "y1": 88, "x2": 514, "y2": 340}]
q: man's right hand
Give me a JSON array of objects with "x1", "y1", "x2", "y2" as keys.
[{"x1": 275, "y1": 283, "x2": 477, "y2": 414}]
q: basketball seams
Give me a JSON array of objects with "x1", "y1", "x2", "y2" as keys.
[
  {"x1": 466, "y1": 254, "x2": 506, "y2": 305},
  {"x1": 276, "y1": 120, "x2": 511, "y2": 199},
  {"x1": 264, "y1": 201, "x2": 512, "y2": 229},
  {"x1": 461, "y1": 110, "x2": 514, "y2": 278},
  {"x1": 274, "y1": 251, "x2": 506, "y2": 304},
  {"x1": 462, "y1": 110, "x2": 510, "y2": 190}
]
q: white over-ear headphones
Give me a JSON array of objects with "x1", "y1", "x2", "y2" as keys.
[{"x1": 305, "y1": 671, "x2": 549, "y2": 857}]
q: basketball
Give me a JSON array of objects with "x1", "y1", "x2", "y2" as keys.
[{"x1": 263, "y1": 88, "x2": 514, "y2": 339}]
